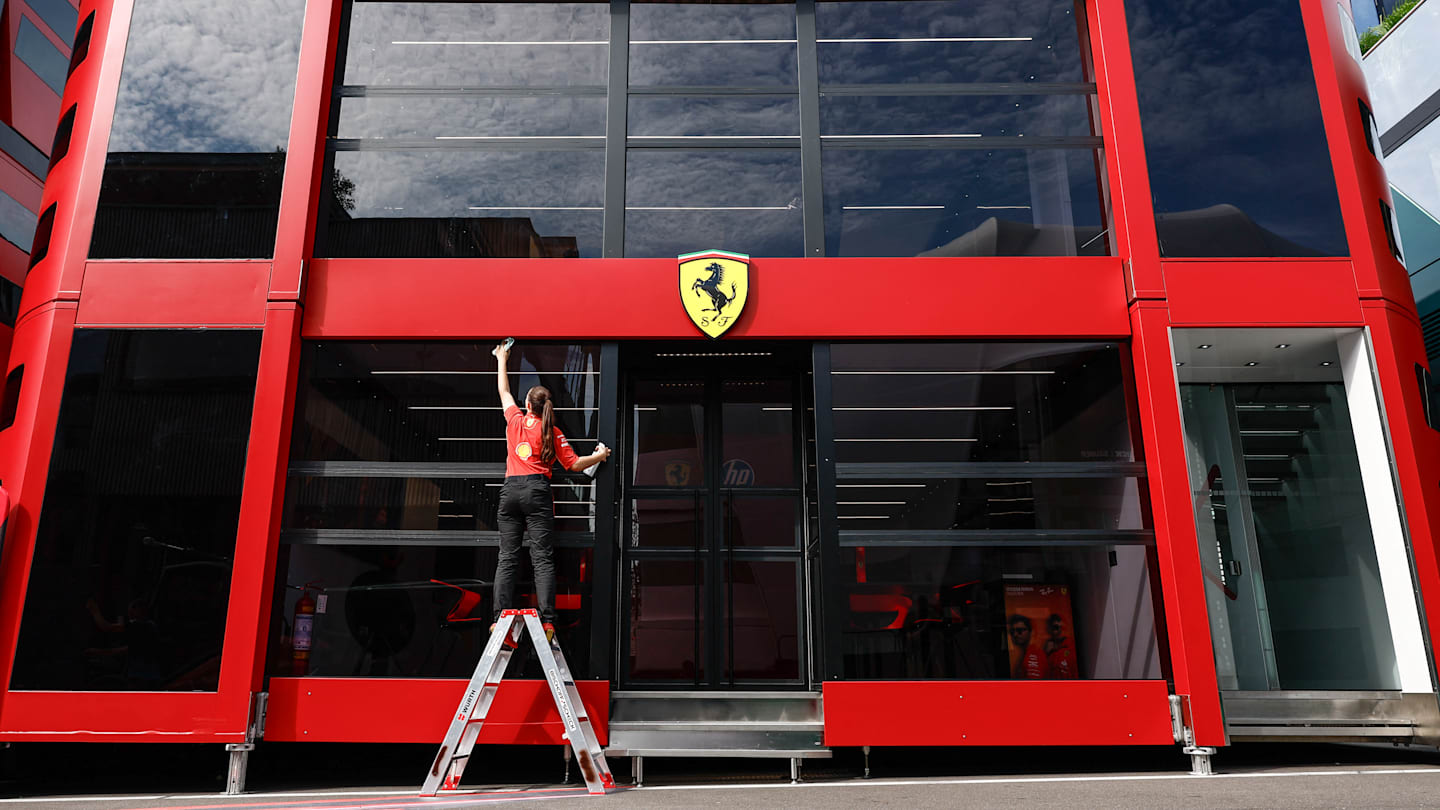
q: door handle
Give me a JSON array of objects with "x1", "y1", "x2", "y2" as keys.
[{"x1": 1227, "y1": 560, "x2": 1242, "y2": 577}]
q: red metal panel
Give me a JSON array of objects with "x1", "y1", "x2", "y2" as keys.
[
  {"x1": 1301, "y1": 0, "x2": 1411, "y2": 305},
  {"x1": 232, "y1": 304, "x2": 304, "y2": 692},
  {"x1": 270, "y1": 0, "x2": 343, "y2": 299},
  {"x1": 1165, "y1": 259, "x2": 1364, "y2": 326},
  {"x1": 216, "y1": 304, "x2": 304, "y2": 714},
  {"x1": 1086, "y1": 0, "x2": 1163, "y2": 301},
  {"x1": 0, "y1": 303, "x2": 76, "y2": 711},
  {"x1": 1362, "y1": 301, "x2": 1440, "y2": 678},
  {"x1": 264, "y1": 678, "x2": 609, "y2": 745},
  {"x1": 1126, "y1": 301, "x2": 1225, "y2": 746},
  {"x1": 18, "y1": 0, "x2": 133, "y2": 320},
  {"x1": 0, "y1": 155, "x2": 43, "y2": 286},
  {"x1": 74, "y1": 262, "x2": 270, "y2": 326},
  {"x1": 821, "y1": 681, "x2": 1174, "y2": 746},
  {"x1": 304, "y1": 257, "x2": 1132, "y2": 339},
  {"x1": 0, "y1": 691, "x2": 243, "y2": 742}
]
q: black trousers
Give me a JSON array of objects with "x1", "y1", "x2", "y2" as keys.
[{"x1": 493, "y1": 474, "x2": 557, "y2": 624}]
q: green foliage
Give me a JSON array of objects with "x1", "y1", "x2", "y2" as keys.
[{"x1": 1361, "y1": 0, "x2": 1420, "y2": 54}]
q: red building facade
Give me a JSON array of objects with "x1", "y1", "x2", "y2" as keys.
[{"x1": 0, "y1": 0, "x2": 1436, "y2": 776}]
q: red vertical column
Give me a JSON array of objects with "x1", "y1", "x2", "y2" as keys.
[
  {"x1": 0, "y1": 303, "x2": 76, "y2": 702},
  {"x1": 1086, "y1": 0, "x2": 1163, "y2": 300},
  {"x1": 1129, "y1": 302, "x2": 1225, "y2": 745},
  {"x1": 217, "y1": 304, "x2": 304, "y2": 704},
  {"x1": 1089, "y1": 0, "x2": 1225, "y2": 743},
  {"x1": 1363, "y1": 301, "x2": 1440, "y2": 675},
  {"x1": 222, "y1": 0, "x2": 343, "y2": 701}
]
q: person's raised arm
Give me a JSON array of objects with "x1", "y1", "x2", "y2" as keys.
[
  {"x1": 493, "y1": 342, "x2": 518, "y2": 411},
  {"x1": 568, "y1": 443, "x2": 612, "y2": 473}
]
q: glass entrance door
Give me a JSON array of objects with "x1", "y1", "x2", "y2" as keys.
[
  {"x1": 1180, "y1": 382, "x2": 1400, "y2": 691},
  {"x1": 621, "y1": 350, "x2": 807, "y2": 687}
]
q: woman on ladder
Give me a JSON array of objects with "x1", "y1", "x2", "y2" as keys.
[{"x1": 491, "y1": 340, "x2": 610, "y2": 643}]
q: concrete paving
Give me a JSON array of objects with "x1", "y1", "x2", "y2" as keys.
[{"x1": 4, "y1": 742, "x2": 1440, "y2": 809}]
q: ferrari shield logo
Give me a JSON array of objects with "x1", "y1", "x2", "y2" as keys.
[{"x1": 679, "y1": 250, "x2": 749, "y2": 339}]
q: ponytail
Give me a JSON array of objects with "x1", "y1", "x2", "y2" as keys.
[{"x1": 527, "y1": 386, "x2": 557, "y2": 464}]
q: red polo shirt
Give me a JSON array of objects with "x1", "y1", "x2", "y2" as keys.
[{"x1": 504, "y1": 404, "x2": 580, "y2": 477}]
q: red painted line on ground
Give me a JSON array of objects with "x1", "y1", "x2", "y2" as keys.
[{"x1": 123, "y1": 786, "x2": 601, "y2": 810}]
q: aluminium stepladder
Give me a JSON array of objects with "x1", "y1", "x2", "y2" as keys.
[{"x1": 420, "y1": 609, "x2": 616, "y2": 797}]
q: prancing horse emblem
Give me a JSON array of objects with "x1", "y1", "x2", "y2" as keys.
[{"x1": 678, "y1": 249, "x2": 750, "y2": 339}]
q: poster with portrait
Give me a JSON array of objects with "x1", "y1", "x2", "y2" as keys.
[{"x1": 1003, "y1": 584, "x2": 1078, "y2": 680}]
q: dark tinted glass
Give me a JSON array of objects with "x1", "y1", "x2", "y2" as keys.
[
  {"x1": 1126, "y1": 0, "x2": 1347, "y2": 256},
  {"x1": 10, "y1": 329, "x2": 261, "y2": 691},
  {"x1": 26, "y1": 0, "x2": 79, "y2": 43},
  {"x1": 723, "y1": 559, "x2": 800, "y2": 679},
  {"x1": 815, "y1": 0, "x2": 1085, "y2": 84},
  {"x1": 27, "y1": 204, "x2": 55, "y2": 269},
  {"x1": 821, "y1": 95, "x2": 1092, "y2": 138},
  {"x1": 823, "y1": 148, "x2": 1106, "y2": 257},
  {"x1": 629, "y1": 2, "x2": 797, "y2": 87},
  {"x1": 0, "y1": 189, "x2": 38, "y2": 252},
  {"x1": 268, "y1": 544, "x2": 595, "y2": 678},
  {"x1": 66, "y1": 11, "x2": 93, "y2": 78},
  {"x1": 0, "y1": 365, "x2": 23, "y2": 429},
  {"x1": 840, "y1": 545, "x2": 1162, "y2": 679},
  {"x1": 829, "y1": 343, "x2": 1134, "y2": 463},
  {"x1": 284, "y1": 475, "x2": 597, "y2": 534},
  {"x1": 629, "y1": 96, "x2": 800, "y2": 137},
  {"x1": 324, "y1": 150, "x2": 603, "y2": 258},
  {"x1": 633, "y1": 379, "x2": 705, "y2": 487},
  {"x1": 341, "y1": 2, "x2": 608, "y2": 88},
  {"x1": 836, "y1": 478, "x2": 1145, "y2": 531},
  {"x1": 16, "y1": 17, "x2": 68, "y2": 94},
  {"x1": 629, "y1": 557, "x2": 706, "y2": 680},
  {"x1": 48, "y1": 105, "x2": 77, "y2": 172},
  {"x1": 325, "y1": 2, "x2": 607, "y2": 259},
  {"x1": 335, "y1": 96, "x2": 607, "y2": 140},
  {"x1": 0, "y1": 278, "x2": 22, "y2": 328},
  {"x1": 290, "y1": 342, "x2": 601, "y2": 465},
  {"x1": 625, "y1": 149, "x2": 803, "y2": 257},
  {"x1": 89, "y1": 0, "x2": 305, "y2": 258}
]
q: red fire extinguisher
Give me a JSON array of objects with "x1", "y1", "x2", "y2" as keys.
[{"x1": 292, "y1": 581, "x2": 321, "y2": 676}]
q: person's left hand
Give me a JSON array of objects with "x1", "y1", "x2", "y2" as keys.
[{"x1": 492, "y1": 342, "x2": 511, "y2": 360}]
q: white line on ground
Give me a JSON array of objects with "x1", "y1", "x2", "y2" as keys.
[{"x1": 629, "y1": 767, "x2": 1440, "y2": 792}]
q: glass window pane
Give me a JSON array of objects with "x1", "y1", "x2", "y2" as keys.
[
  {"x1": 830, "y1": 343, "x2": 1135, "y2": 463},
  {"x1": 342, "y1": 2, "x2": 608, "y2": 88},
  {"x1": 283, "y1": 476, "x2": 596, "y2": 534},
  {"x1": 1126, "y1": 0, "x2": 1347, "y2": 257},
  {"x1": 633, "y1": 379, "x2": 705, "y2": 487},
  {"x1": 629, "y1": 2, "x2": 797, "y2": 87},
  {"x1": 269, "y1": 544, "x2": 595, "y2": 678},
  {"x1": 90, "y1": 0, "x2": 306, "y2": 258},
  {"x1": 822, "y1": 148, "x2": 1107, "y2": 257},
  {"x1": 323, "y1": 150, "x2": 604, "y2": 258},
  {"x1": 836, "y1": 478, "x2": 1146, "y2": 532},
  {"x1": 721, "y1": 379, "x2": 794, "y2": 487},
  {"x1": 625, "y1": 149, "x2": 803, "y2": 257},
  {"x1": 290, "y1": 342, "x2": 601, "y2": 465},
  {"x1": 725, "y1": 560, "x2": 800, "y2": 680},
  {"x1": 629, "y1": 558, "x2": 705, "y2": 681},
  {"x1": 725, "y1": 495, "x2": 798, "y2": 548},
  {"x1": 628, "y1": 96, "x2": 800, "y2": 137},
  {"x1": 335, "y1": 96, "x2": 607, "y2": 140},
  {"x1": 26, "y1": 0, "x2": 80, "y2": 44},
  {"x1": 821, "y1": 94, "x2": 1093, "y2": 138},
  {"x1": 10, "y1": 329, "x2": 262, "y2": 691},
  {"x1": 0, "y1": 189, "x2": 38, "y2": 252},
  {"x1": 841, "y1": 545, "x2": 1162, "y2": 680},
  {"x1": 16, "y1": 17, "x2": 68, "y2": 95},
  {"x1": 632, "y1": 498, "x2": 703, "y2": 548},
  {"x1": 816, "y1": 0, "x2": 1086, "y2": 85}
]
